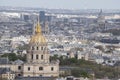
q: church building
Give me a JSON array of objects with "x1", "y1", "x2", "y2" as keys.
[{"x1": 0, "y1": 20, "x2": 59, "y2": 77}]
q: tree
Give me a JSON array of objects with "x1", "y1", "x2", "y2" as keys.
[
  {"x1": 50, "y1": 54, "x2": 59, "y2": 61},
  {"x1": 71, "y1": 69, "x2": 90, "y2": 78},
  {"x1": 1, "y1": 53, "x2": 26, "y2": 61},
  {"x1": 1, "y1": 53, "x2": 18, "y2": 61},
  {"x1": 55, "y1": 55, "x2": 120, "y2": 78}
]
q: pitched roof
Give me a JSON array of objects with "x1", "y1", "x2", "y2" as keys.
[
  {"x1": 0, "y1": 68, "x2": 11, "y2": 74},
  {"x1": 0, "y1": 57, "x2": 9, "y2": 64},
  {"x1": 13, "y1": 59, "x2": 24, "y2": 65}
]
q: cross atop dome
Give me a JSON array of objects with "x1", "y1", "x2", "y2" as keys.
[
  {"x1": 35, "y1": 16, "x2": 42, "y2": 34},
  {"x1": 29, "y1": 16, "x2": 46, "y2": 44}
]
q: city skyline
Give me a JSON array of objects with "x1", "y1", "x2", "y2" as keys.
[{"x1": 0, "y1": 0, "x2": 120, "y2": 9}]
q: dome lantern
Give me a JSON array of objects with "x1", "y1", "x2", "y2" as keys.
[{"x1": 29, "y1": 19, "x2": 46, "y2": 44}]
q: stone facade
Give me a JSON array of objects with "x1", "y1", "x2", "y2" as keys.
[{"x1": 0, "y1": 20, "x2": 59, "y2": 77}]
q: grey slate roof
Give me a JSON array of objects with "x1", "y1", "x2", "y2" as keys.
[
  {"x1": 0, "y1": 57, "x2": 9, "y2": 64},
  {"x1": 0, "y1": 68, "x2": 10, "y2": 74},
  {"x1": 13, "y1": 59, "x2": 24, "y2": 65}
]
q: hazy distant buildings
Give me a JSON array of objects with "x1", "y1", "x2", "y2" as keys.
[
  {"x1": 0, "y1": 8, "x2": 120, "y2": 80},
  {"x1": 97, "y1": 10, "x2": 106, "y2": 31},
  {"x1": 39, "y1": 11, "x2": 46, "y2": 23},
  {"x1": 20, "y1": 14, "x2": 30, "y2": 21}
]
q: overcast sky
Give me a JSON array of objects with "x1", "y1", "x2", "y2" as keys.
[{"x1": 0, "y1": 0, "x2": 119, "y2": 9}]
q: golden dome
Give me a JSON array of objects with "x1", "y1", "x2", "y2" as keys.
[{"x1": 29, "y1": 21, "x2": 46, "y2": 44}]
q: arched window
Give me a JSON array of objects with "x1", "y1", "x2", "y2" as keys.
[
  {"x1": 28, "y1": 67, "x2": 30, "y2": 71},
  {"x1": 41, "y1": 55, "x2": 43, "y2": 59},
  {"x1": 18, "y1": 66, "x2": 21, "y2": 70},
  {"x1": 51, "y1": 67, "x2": 54, "y2": 71},
  {"x1": 37, "y1": 46, "x2": 39, "y2": 50},
  {"x1": 36, "y1": 55, "x2": 39, "y2": 59}
]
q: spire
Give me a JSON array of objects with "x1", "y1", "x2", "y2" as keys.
[
  {"x1": 98, "y1": 9, "x2": 103, "y2": 17},
  {"x1": 35, "y1": 16, "x2": 42, "y2": 34},
  {"x1": 29, "y1": 15, "x2": 46, "y2": 45}
]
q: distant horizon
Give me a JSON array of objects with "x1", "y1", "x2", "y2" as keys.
[
  {"x1": 0, "y1": 0, "x2": 120, "y2": 10},
  {"x1": 0, "y1": 6, "x2": 120, "y2": 11}
]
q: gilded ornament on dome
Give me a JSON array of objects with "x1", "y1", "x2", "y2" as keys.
[{"x1": 29, "y1": 21, "x2": 46, "y2": 44}]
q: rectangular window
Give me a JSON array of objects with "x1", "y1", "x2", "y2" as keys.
[
  {"x1": 51, "y1": 67, "x2": 54, "y2": 71},
  {"x1": 28, "y1": 67, "x2": 30, "y2": 71},
  {"x1": 37, "y1": 47, "x2": 39, "y2": 50},
  {"x1": 32, "y1": 54, "x2": 33, "y2": 59},
  {"x1": 41, "y1": 55, "x2": 43, "y2": 59},
  {"x1": 18, "y1": 74, "x2": 21, "y2": 76},
  {"x1": 39, "y1": 67, "x2": 43, "y2": 71},
  {"x1": 36, "y1": 55, "x2": 39, "y2": 59},
  {"x1": 18, "y1": 66, "x2": 21, "y2": 70}
]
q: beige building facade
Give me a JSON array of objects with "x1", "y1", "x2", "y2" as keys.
[{"x1": 0, "y1": 20, "x2": 59, "y2": 77}]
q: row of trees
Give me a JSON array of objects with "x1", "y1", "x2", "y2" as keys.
[
  {"x1": 50, "y1": 55, "x2": 120, "y2": 78},
  {"x1": 0, "y1": 53, "x2": 26, "y2": 61}
]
